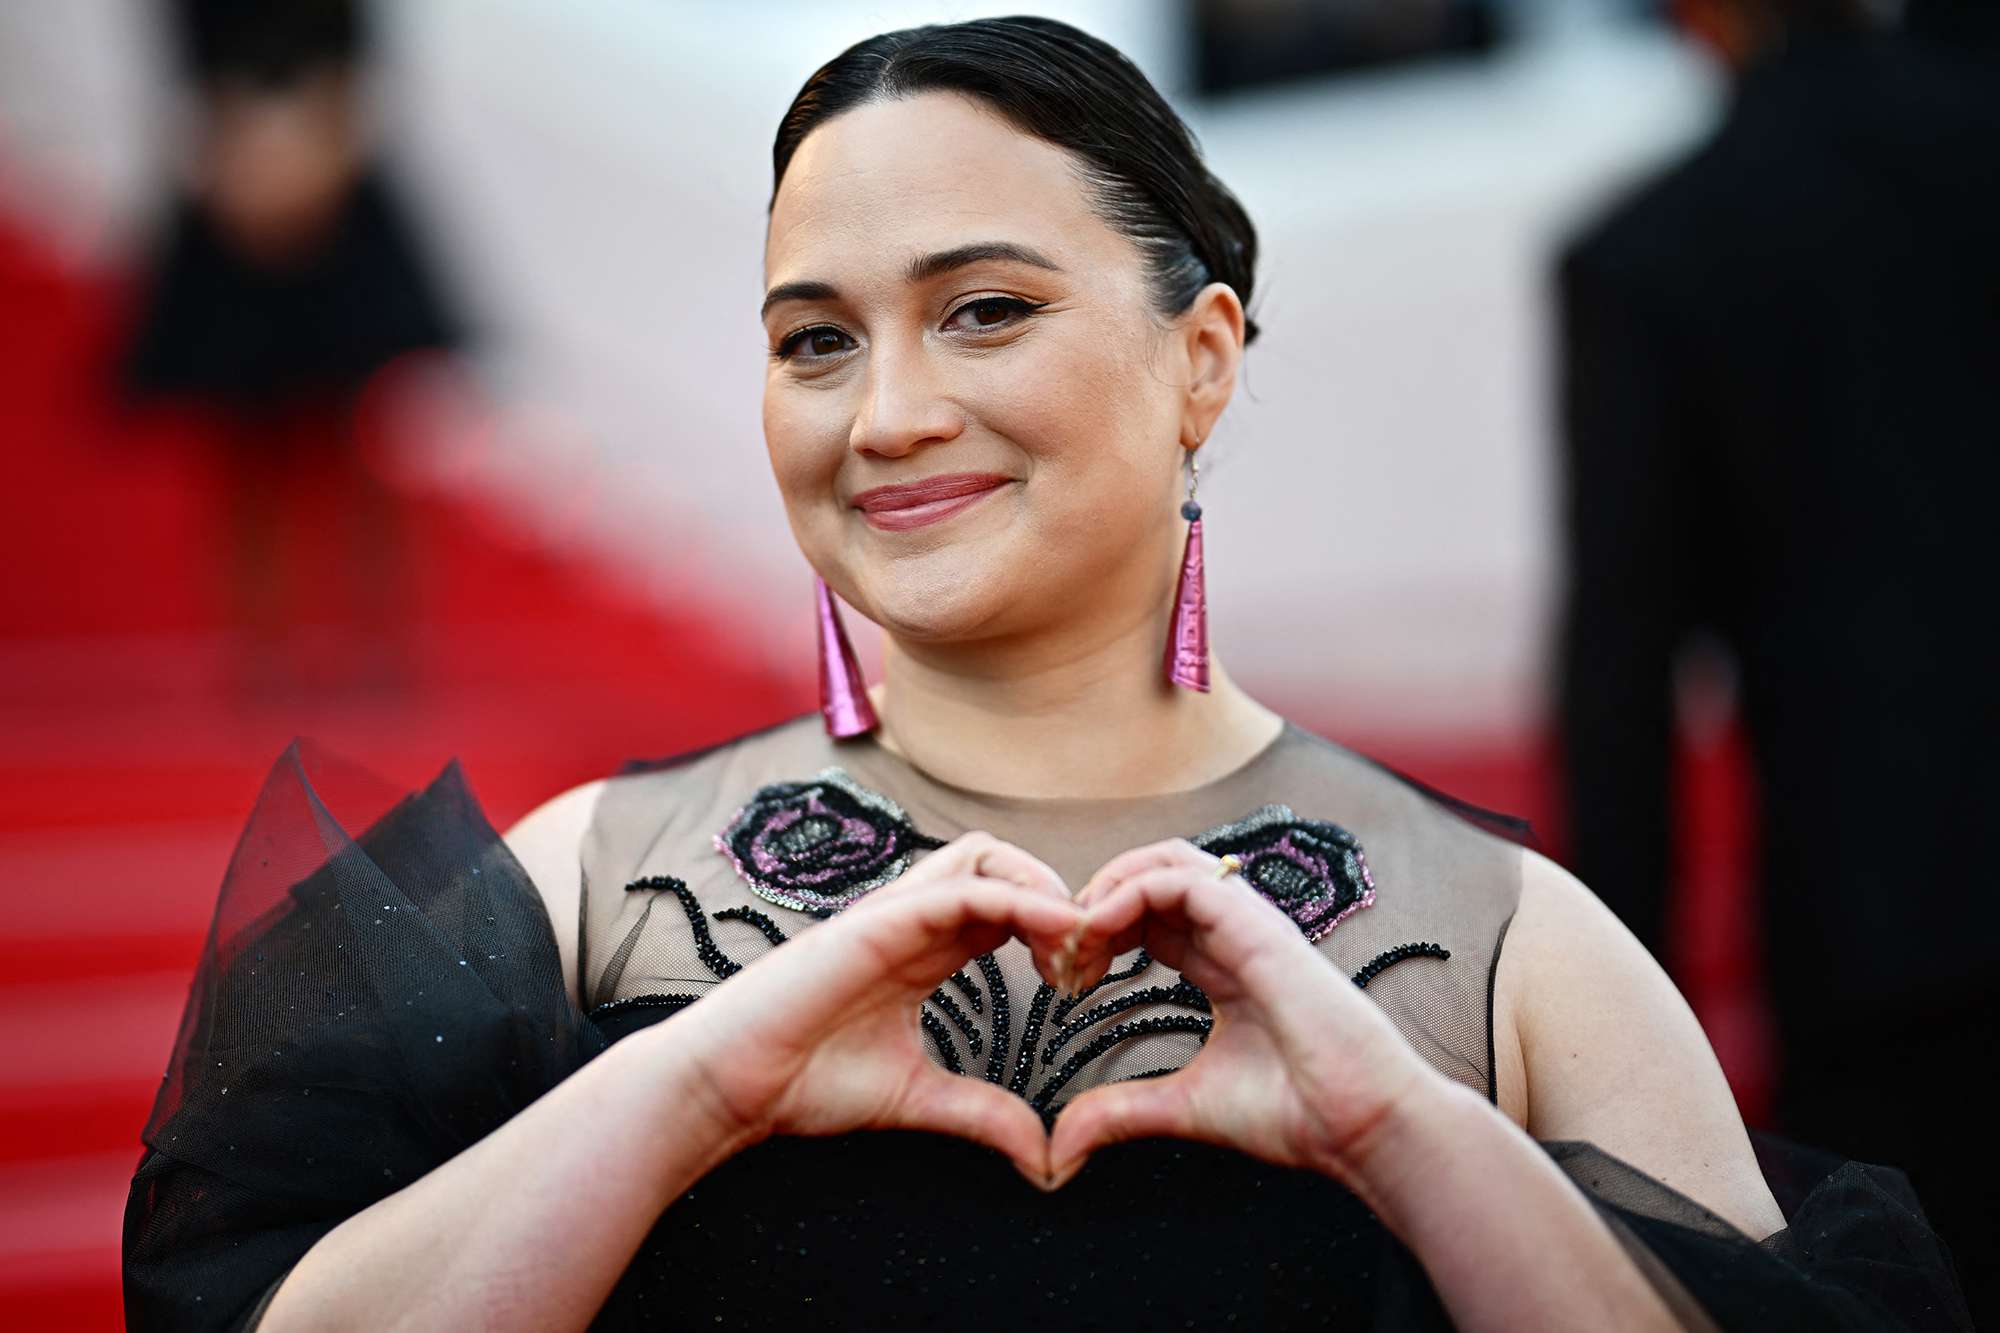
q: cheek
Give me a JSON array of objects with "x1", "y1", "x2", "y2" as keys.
[
  {"x1": 974, "y1": 313, "x2": 1173, "y2": 522},
  {"x1": 762, "y1": 388, "x2": 843, "y2": 507}
]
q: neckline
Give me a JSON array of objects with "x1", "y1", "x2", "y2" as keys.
[{"x1": 845, "y1": 717, "x2": 1299, "y2": 812}]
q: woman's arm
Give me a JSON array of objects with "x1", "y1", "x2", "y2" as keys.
[
  {"x1": 1049, "y1": 839, "x2": 1786, "y2": 1333},
  {"x1": 257, "y1": 1013, "x2": 753, "y2": 1333},
  {"x1": 1347, "y1": 846, "x2": 1784, "y2": 1332},
  {"x1": 1351, "y1": 1078, "x2": 1684, "y2": 1330},
  {"x1": 252, "y1": 821, "x2": 1081, "y2": 1332},
  {"x1": 1497, "y1": 846, "x2": 1785, "y2": 1239}
]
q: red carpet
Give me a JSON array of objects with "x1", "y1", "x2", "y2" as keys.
[
  {"x1": 0, "y1": 202, "x2": 1768, "y2": 1329},
  {"x1": 0, "y1": 202, "x2": 810, "y2": 1328}
]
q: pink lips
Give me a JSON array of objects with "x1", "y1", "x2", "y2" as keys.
[{"x1": 852, "y1": 472, "x2": 1011, "y2": 532}]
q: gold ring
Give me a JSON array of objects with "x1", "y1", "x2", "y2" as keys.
[{"x1": 1214, "y1": 853, "x2": 1243, "y2": 879}]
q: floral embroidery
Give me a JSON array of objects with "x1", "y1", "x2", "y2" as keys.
[
  {"x1": 713, "y1": 768, "x2": 944, "y2": 915},
  {"x1": 1190, "y1": 804, "x2": 1376, "y2": 942}
]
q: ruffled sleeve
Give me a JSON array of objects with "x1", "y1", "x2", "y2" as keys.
[
  {"x1": 121, "y1": 739, "x2": 604, "y2": 1332},
  {"x1": 1543, "y1": 1132, "x2": 1975, "y2": 1331}
]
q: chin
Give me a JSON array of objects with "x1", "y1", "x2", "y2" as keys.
[
  {"x1": 855, "y1": 563, "x2": 1014, "y2": 643},
  {"x1": 838, "y1": 518, "x2": 1028, "y2": 637}
]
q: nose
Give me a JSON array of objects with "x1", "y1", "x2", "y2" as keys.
[{"x1": 849, "y1": 340, "x2": 965, "y2": 459}]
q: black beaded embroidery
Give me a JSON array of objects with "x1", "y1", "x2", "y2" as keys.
[
  {"x1": 713, "y1": 768, "x2": 945, "y2": 915},
  {"x1": 946, "y1": 968, "x2": 984, "y2": 1015},
  {"x1": 1048, "y1": 949, "x2": 1153, "y2": 1026},
  {"x1": 976, "y1": 953, "x2": 1012, "y2": 1085},
  {"x1": 587, "y1": 992, "x2": 704, "y2": 1020},
  {"x1": 1009, "y1": 983, "x2": 1059, "y2": 1095},
  {"x1": 627, "y1": 874, "x2": 746, "y2": 979},
  {"x1": 711, "y1": 904, "x2": 791, "y2": 948},
  {"x1": 1350, "y1": 941, "x2": 1450, "y2": 990},
  {"x1": 869, "y1": 942, "x2": 1215, "y2": 1117},
  {"x1": 1191, "y1": 805, "x2": 1377, "y2": 943},
  {"x1": 1031, "y1": 1015, "x2": 1215, "y2": 1113},
  {"x1": 927, "y1": 988, "x2": 983, "y2": 1058},
  {"x1": 919, "y1": 1009, "x2": 963, "y2": 1074},
  {"x1": 1042, "y1": 981, "x2": 1212, "y2": 1062}
]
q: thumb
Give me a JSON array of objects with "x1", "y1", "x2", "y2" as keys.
[
  {"x1": 890, "y1": 1065, "x2": 1056, "y2": 1190},
  {"x1": 1046, "y1": 1072, "x2": 1193, "y2": 1190}
]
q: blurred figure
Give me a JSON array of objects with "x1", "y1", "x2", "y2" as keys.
[
  {"x1": 121, "y1": 0, "x2": 462, "y2": 698},
  {"x1": 1192, "y1": 0, "x2": 1503, "y2": 92},
  {"x1": 1554, "y1": 0, "x2": 1999, "y2": 1318}
]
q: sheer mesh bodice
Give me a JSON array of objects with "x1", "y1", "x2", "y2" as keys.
[
  {"x1": 120, "y1": 717, "x2": 1975, "y2": 1332},
  {"x1": 577, "y1": 715, "x2": 1521, "y2": 1114}
]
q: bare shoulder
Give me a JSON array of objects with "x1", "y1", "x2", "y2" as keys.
[
  {"x1": 1492, "y1": 845, "x2": 1785, "y2": 1240},
  {"x1": 501, "y1": 779, "x2": 609, "y2": 1010}
]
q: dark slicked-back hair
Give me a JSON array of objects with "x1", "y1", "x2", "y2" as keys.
[{"x1": 772, "y1": 15, "x2": 1262, "y2": 347}]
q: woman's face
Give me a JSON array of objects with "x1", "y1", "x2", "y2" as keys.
[{"x1": 761, "y1": 91, "x2": 1237, "y2": 651}]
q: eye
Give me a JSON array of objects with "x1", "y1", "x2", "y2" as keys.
[
  {"x1": 944, "y1": 296, "x2": 1045, "y2": 333},
  {"x1": 773, "y1": 325, "x2": 856, "y2": 362}
]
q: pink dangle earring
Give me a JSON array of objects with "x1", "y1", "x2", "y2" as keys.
[
  {"x1": 1164, "y1": 444, "x2": 1211, "y2": 692},
  {"x1": 814, "y1": 574, "x2": 879, "y2": 738}
]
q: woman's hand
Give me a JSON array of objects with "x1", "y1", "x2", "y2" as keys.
[
  {"x1": 1045, "y1": 839, "x2": 1452, "y2": 1198},
  {"x1": 659, "y1": 832, "x2": 1081, "y2": 1188}
]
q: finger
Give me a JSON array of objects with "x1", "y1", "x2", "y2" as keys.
[
  {"x1": 1074, "y1": 838, "x2": 1209, "y2": 910},
  {"x1": 857, "y1": 875, "x2": 1085, "y2": 977},
  {"x1": 886, "y1": 831, "x2": 1071, "y2": 902},
  {"x1": 1086, "y1": 859, "x2": 1288, "y2": 941},
  {"x1": 923, "y1": 833, "x2": 1083, "y2": 979},
  {"x1": 1069, "y1": 866, "x2": 1199, "y2": 962},
  {"x1": 882, "y1": 832, "x2": 1081, "y2": 988},
  {"x1": 954, "y1": 840, "x2": 1081, "y2": 984},
  {"x1": 965, "y1": 835, "x2": 1071, "y2": 900},
  {"x1": 1069, "y1": 920, "x2": 1194, "y2": 990},
  {"x1": 1046, "y1": 1071, "x2": 1195, "y2": 1189},
  {"x1": 1068, "y1": 864, "x2": 1297, "y2": 990},
  {"x1": 1056, "y1": 848, "x2": 1205, "y2": 988},
  {"x1": 891, "y1": 1065, "x2": 1057, "y2": 1190}
]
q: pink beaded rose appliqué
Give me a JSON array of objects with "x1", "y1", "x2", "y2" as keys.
[
  {"x1": 1190, "y1": 804, "x2": 1376, "y2": 942},
  {"x1": 713, "y1": 767, "x2": 945, "y2": 916}
]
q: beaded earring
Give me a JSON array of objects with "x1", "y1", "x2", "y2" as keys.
[
  {"x1": 814, "y1": 574, "x2": 878, "y2": 738},
  {"x1": 1164, "y1": 444, "x2": 1211, "y2": 692}
]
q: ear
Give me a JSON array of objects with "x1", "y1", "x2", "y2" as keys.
[{"x1": 1175, "y1": 282, "x2": 1246, "y2": 448}]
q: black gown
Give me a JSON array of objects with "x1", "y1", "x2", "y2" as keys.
[{"x1": 122, "y1": 717, "x2": 1974, "y2": 1330}]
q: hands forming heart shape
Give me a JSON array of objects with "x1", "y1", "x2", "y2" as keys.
[{"x1": 670, "y1": 831, "x2": 1445, "y2": 1196}]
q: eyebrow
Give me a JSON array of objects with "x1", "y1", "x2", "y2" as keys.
[{"x1": 760, "y1": 241, "x2": 1063, "y2": 320}]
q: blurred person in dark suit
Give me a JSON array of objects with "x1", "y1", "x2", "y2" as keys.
[
  {"x1": 122, "y1": 0, "x2": 463, "y2": 699},
  {"x1": 1554, "y1": 0, "x2": 1999, "y2": 1318}
]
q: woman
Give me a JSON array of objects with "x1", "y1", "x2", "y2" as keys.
[{"x1": 122, "y1": 17, "x2": 1971, "y2": 1332}]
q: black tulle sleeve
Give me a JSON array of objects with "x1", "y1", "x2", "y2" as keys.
[
  {"x1": 121, "y1": 739, "x2": 602, "y2": 1332},
  {"x1": 1545, "y1": 1136, "x2": 1975, "y2": 1332}
]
